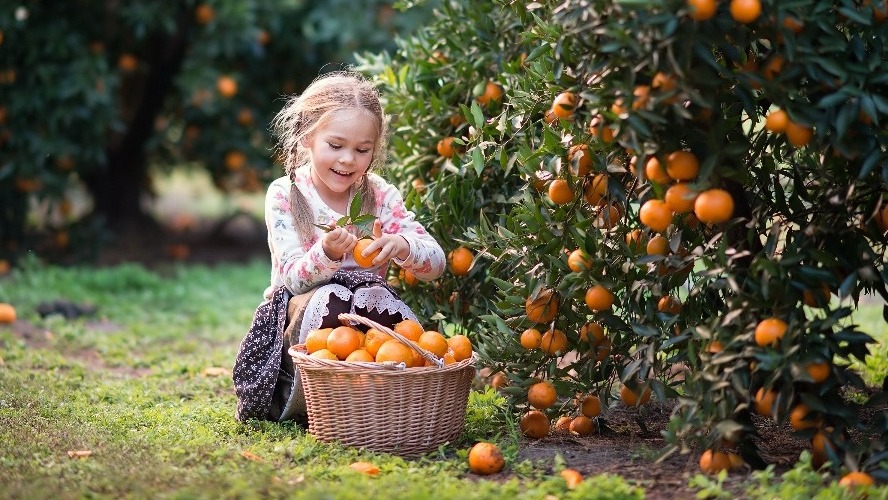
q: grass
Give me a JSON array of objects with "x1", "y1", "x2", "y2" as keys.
[{"x1": 0, "y1": 258, "x2": 886, "y2": 499}]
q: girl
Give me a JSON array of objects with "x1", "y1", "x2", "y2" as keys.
[{"x1": 233, "y1": 71, "x2": 446, "y2": 423}]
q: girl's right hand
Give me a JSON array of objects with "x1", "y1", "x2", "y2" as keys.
[{"x1": 321, "y1": 226, "x2": 357, "y2": 261}]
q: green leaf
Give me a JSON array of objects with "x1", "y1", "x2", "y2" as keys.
[{"x1": 349, "y1": 191, "x2": 363, "y2": 220}]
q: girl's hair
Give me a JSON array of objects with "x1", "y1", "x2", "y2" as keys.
[{"x1": 271, "y1": 70, "x2": 387, "y2": 240}]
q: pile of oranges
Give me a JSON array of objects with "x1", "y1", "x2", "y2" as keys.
[{"x1": 302, "y1": 319, "x2": 473, "y2": 367}]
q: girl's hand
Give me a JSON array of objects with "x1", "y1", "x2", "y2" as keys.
[
  {"x1": 322, "y1": 226, "x2": 358, "y2": 261},
  {"x1": 362, "y1": 220, "x2": 409, "y2": 265}
]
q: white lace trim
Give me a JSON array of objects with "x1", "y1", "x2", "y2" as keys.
[
  {"x1": 352, "y1": 287, "x2": 419, "y2": 323},
  {"x1": 297, "y1": 284, "x2": 418, "y2": 343},
  {"x1": 298, "y1": 284, "x2": 352, "y2": 343}
]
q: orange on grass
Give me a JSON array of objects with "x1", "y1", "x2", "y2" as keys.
[
  {"x1": 644, "y1": 156, "x2": 671, "y2": 185},
  {"x1": 551, "y1": 92, "x2": 578, "y2": 119},
  {"x1": 548, "y1": 179, "x2": 574, "y2": 205},
  {"x1": 364, "y1": 328, "x2": 392, "y2": 357},
  {"x1": 0, "y1": 303, "x2": 16, "y2": 324},
  {"x1": 765, "y1": 109, "x2": 789, "y2": 133},
  {"x1": 560, "y1": 469, "x2": 584, "y2": 489},
  {"x1": 467, "y1": 442, "x2": 505, "y2": 475},
  {"x1": 620, "y1": 384, "x2": 652, "y2": 406},
  {"x1": 527, "y1": 380, "x2": 557, "y2": 409},
  {"x1": 352, "y1": 238, "x2": 380, "y2": 268},
  {"x1": 447, "y1": 334, "x2": 473, "y2": 361},
  {"x1": 418, "y1": 330, "x2": 449, "y2": 358},
  {"x1": 520, "y1": 328, "x2": 542, "y2": 350},
  {"x1": 476, "y1": 81, "x2": 503, "y2": 106},
  {"x1": 540, "y1": 329, "x2": 568, "y2": 355},
  {"x1": 567, "y1": 144, "x2": 592, "y2": 177},
  {"x1": 310, "y1": 348, "x2": 338, "y2": 360},
  {"x1": 790, "y1": 403, "x2": 821, "y2": 430},
  {"x1": 519, "y1": 410, "x2": 550, "y2": 439},
  {"x1": 665, "y1": 182, "x2": 699, "y2": 214},
  {"x1": 216, "y1": 75, "x2": 238, "y2": 98},
  {"x1": 585, "y1": 285, "x2": 614, "y2": 312},
  {"x1": 665, "y1": 150, "x2": 699, "y2": 181},
  {"x1": 567, "y1": 249, "x2": 591, "y2": 272},
  {"x1": 569, "y1": 415, "x2": 594, "y2": 436},
  {"x1": 437, "y1": 136, "x2": 457, "y2": 158},
  {"x1": 694, "y1": 188, "x2": 734, "y2": 224},
  {"x1": 785, "y1": 120, "x2": 813, "y2": 147},
  {"x1": 754, "y1": 317, "x2": 787, "y2": 347},
  {"x1": 526, "y1": 288, "x2": 559, "y2": 324},
  {"x1": 326, "y1": 326, "x2": 363, "y2": 360},
  {"x1": 579, "y1": 322, "x2": 605, "y2": 344},
  {"x1": 584, "y1": 173, "x2": 609, "y2": 206},
  {"x1": 394, "y1": 319, "x2": 425, "y2": 342},
  {"x1": 729, "y1": 0, "x2": 761, "y2": 24},
  {"x1": 580, "y1": 395, "x2": 601, "y2": 418},
  {"x1": 646, "y1": 235, "x2": 670, "y2": 256},
  {"x1": 753, "y1": 387, "x2": 777, "y2": 417},
  {"x1": 806, "y1": 361, "x2": 831, "y2": 383},
  {"x1": 657, "y1": 295, "x2": 683, "y2": 314},
  {"x1": 349, "y1": 461, "x2": 380, "y2": 476},
  {"x1": 345, "y1": 349, "x2": 375, "y2": 362},
  {"x1": 554, "y1": 416, "x2": 573, "y2": 432},
  {"x1": 375, "y1": 340, "x2": 414, "y2": 365},
  {"x1": 304, "y1": 328, "x2": 333, "y2": 354},
  {"x1": 639, "y1": 199, "x2": 673, "y2": 233},
  {"x1": 699, "y1": 450, "x2": 732, "y2": 474},
  {"x1": 687, "y1": 0, "x2": 717, "y2": 20},
  {"x1": 448, "y1": 246, "x2": 473, "y2": 276},
  {"x1": 839, "y1": 471, "x2": 874, "y2": 489}
]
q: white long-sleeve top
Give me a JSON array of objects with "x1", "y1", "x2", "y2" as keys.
[{"x1": 263, "y1": 166, "x2": 446, "y2": 299}]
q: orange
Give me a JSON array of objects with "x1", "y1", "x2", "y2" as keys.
[
  {"x1": 631, "y1": 85, "x2": 650, "y2": 111},
  {"x1": 437, "y1": 136, "x2": 457, "y2": 158},
  {"x1": 352, "y1": 238, "x2": 380, "y2": 267},
  {"x1": 256, "y1": 29, "x2": 271, "y2": 46},
  {"x1": 753, "y1": 387, "x2": 777, "y2": 417},
  {"x1": 567, "y1": 249, "x2": 591, "y2": 272},
  {"x1": 418, "y1": 330, "x2": 449, "y2": 358},
  {"x1": 665, "y1": 150, "x2": 699, "y2": 181},
  {"x1": 399, "y1": 268, "x2": 419, "y2": 286},
  {"x1": 687, "y1": 0, "x2": 717, "y2": 20},
  {"x1": 467, "y1": 442, "x2": 505, "y2": 475},
  {"x1": 539, "y1": 329, "x2": 567, "y2": 355},
  {"x1": 579, "y1": 322, "x2": 605, "y2": 344},
  {"x1": 594, "y1": 338, "x2": 612, "y2": 362},
  {"x1": 782, "y1": 16, "x2": 804, "y2": 33},
  {"x1": 237, "y1": 107, "x2": 255, "y2": 127},
  {"x1": 839, "y1": 471, "x2": 874, "y2": 489},
  {"x1": 449, "y1": 114, "x2": 466, "y2": 127},
  {"x1": 765, "y1": 109, "x2": 789, "y2": 133},
  {"x1": 224, "y1": 150, "x2": 246, "y2": 171},
  {"x1": 543, "y1": 109, "x2": 558, "y2": 125},
  {"x1": 520, "y1": 328, "x2": 542, "y2": 350},
  {"x1": 527, "y1": 380, "x2": 557, "y2": 409},
  {"x1": 488, "y1": 372, "x2": 508, "y2": 389},
  {"x1": 476, "y1": 81, "x2": 503, "y2": 106},
  {"x1": 644, "y1": 156, "x2": 671, "y2": 185},
  {"x1": 665, "y1": 183, "x2": 698, "y2": 214},
  {"x1": 216, "y1": 75, "x2": 238, "y2": 98},
  {"x1": 560, "y1": 469, "x2": 584, "y2": 489},
  {"x1": 699, "y1": 450, "x2": 732, "y2": 474},
  {"x1": 652, "y1": 71, "x2": 677, "y2": 92},
  {"x1": 754, "y1": 317, "x2": 787, "y2": 347},
  {"x1": 803, "y1": 284, "x2": 831, "y2": 307},
  {"x1": 639, "y1": 199, "x2": 673, "y2": 232},
  {"x1": 304, "y1": 328, "x2": 333, "y2": 354},
  {"x1": 349, "y1": 461, "x2": 380, "y2": 476},
  {"x1": 345, "y1": 349, "x2": 375, "y2": 362},
  {"x1": 548, "y1": 179, "x2": 574, "y2": 205},
  {"x1": 326, "y1": 326, "x2": 363, "y2": 360},
  {"x1": 812, "y1": 430, "x2": 835, "y2": 465},
  {"x1": 625, "y1": 229, "x2": 647, "y2": 253},
  {"x1": 657, "y1": 295, "x2": 682, "y2": 314},
  {"x1": 526, "y1": 288, "x2": 559, "y2": 323},
  {"x1": 789, "y1": 403, "x2": 820, "y2": 430},
  {"x1": 117, "y1": 54, "x2": 138, "y2": 72},
  {"x1": 520, "y1": 410, "x2": 550, "y2": 439},
  {"x1": 0, "y1": 260, "x2": 9, "y2": 275},
  {"x1": 554, "y1": 416, "x2": 573, "y2": 432},
  {"x1": 694, "y1": 188, "x2": 734, "y2": 224},
  {"x1": 596, "y1": 203, "x2": 622, "y2": 230},
  {"x1": 585, "y1": 285, "x2": 614, "y2": 312},
  {"x1": 646, "y1": 235, "x2": 669, "y2": 255},
  {"x1": 580, "y1": 395, "x2": 601, "y2": 418},
  {"x1": 447, "y1": 334, "x2": 473, "y2": 361},
  {"x1": 375, "y1": 340, "x2": 414, "y2": 365},
  {"x1": 729, "y1": 0, "x2": 761, "y2": 23},
  {"x1": 567, "y1": 144, "x2": 592, "y2": 177},
  {"x1": 620, "y1": 384, "x2": 652, "y2": 406},
  {"x1": 310, "y1": 348, "x2": 338, "y2": 360},
  {"x1": 785, "y1": 120, "x2": 813, "y2": 147},
  {"x1": 806, "y1": 361, "x2": 831, "y2": 383},
  {"x1": 551, "y1": 92, "x2": 578, "y2": 119},
  {"x1": 448, "y1": 246, "x2": 473, "y2": 276},
  {"x1": 569, "y1": 415, "x2": 594, "y2": 436},
  {"x1": 584, "y1": 174, "x2": 609, "y2": 206},
  {"x1": 588, "y1": 115, "x2": 614, "y2": 143},
  {"x1": 195, "y1": 4, "x2": 215, "y2": 24},
  {"x1": 0, "y1": 303, "x2": 16, "y2": 324},
  {"x1": 762, "y1": 55, "x2": 785, "y2": 80},
  {"x1": 394, "y1": 319, "x2": 425, "y2": 342},
  {"x1": 363, "y1": 328, "x2": 392, "y2": 357}
]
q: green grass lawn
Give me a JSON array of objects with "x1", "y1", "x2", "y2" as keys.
[{"x1": 0, "y1": 258, "x2": 885, "y2": 499}]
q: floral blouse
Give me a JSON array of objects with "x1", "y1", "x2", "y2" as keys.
[{"x1": 263, "y1": 166, "x2": 446, "y2": 299}]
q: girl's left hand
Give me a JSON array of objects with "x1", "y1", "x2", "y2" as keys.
[{"x1": 362, "y1": 220, "x2": 409, "y2": 265}]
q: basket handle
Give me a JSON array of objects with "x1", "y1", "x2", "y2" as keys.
[{"x1": 338, "y1": 313, "x2": 445, "y2": 368}]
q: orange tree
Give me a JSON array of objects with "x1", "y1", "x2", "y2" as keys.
[
  {"x1": 361, "y1": 0, "x2": 888, "y2": 479},
  {"x1": 0, "y1": 0, "x2": 433, "y2": 262}
]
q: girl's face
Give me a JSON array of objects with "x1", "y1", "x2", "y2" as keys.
[{"x1": 306, "y1": 108, "x2": 378, "y2": 205}]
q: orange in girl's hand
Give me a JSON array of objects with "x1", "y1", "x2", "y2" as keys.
[{"x1": 352, "y1": 238, "x2": 380, "y2": 267}]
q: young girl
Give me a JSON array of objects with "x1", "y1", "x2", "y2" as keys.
[{"x1": 233, "y1": 71, "x2": 446, "y2": 423}]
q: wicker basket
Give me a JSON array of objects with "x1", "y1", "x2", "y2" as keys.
[{"x1": 289, "y1": 312, "x2": 476, "y2": 457}]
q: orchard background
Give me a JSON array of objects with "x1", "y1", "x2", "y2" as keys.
[{"x1": 1, "y1": 0, "x2": 887, "y2": 492}]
